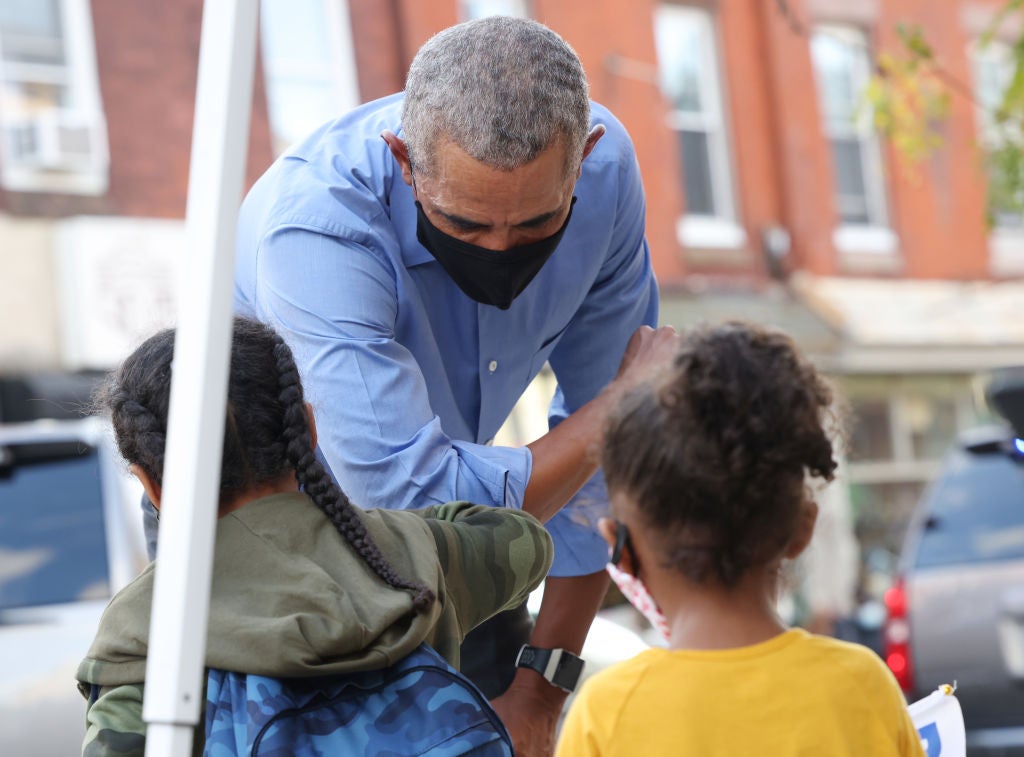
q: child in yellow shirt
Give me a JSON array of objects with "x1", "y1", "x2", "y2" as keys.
[{"x1": 556, "y1": 322, "x2": 923, "y2": 757}]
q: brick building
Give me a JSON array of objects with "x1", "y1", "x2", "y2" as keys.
[{"x1": 1, "y1": 0, "x2": 1021, "y2": 608}]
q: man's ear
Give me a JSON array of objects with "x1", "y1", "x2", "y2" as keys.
[
  {"x1": 576, "y1": 125, "x2": 607, "y2": 177},
  {"x1": 381, "y1": 130, "x2": 413, "y2": 186},
  {"x1": 305, "y1": 402, "x2": 318, "y2": 450},
  {"x1": 130, "y1": 464, "x2": 162, "y2": 512},
  {"x1": 785, "y1": 497, "x2": 819, "y2": 560}
]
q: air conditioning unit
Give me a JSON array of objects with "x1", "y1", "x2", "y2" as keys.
[{"x1": 1, "y1": 109, "x2": 105, "y2": 172}]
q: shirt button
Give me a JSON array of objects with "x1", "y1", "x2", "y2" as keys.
[{"x1": 488, "y1": 360, "x2": 498, "y2": 373}]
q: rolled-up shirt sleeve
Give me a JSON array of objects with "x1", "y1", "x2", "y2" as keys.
[{"x1": 250, "y1": 221, "x2": 532, "y2": 512}]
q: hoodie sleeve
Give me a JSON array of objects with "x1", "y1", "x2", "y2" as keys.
[
  {"x1": 80, "y1": 681, "x2": 204, "y2": 757},
  {"x1": 421, "y1": 502, "x2": 553, "y2": 637},
  {"x1": 81, "y1": 683, "x2": 146, "y2": 757}
]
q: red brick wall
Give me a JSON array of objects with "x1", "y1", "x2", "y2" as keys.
[
  {"x1": 0, "y1": 0, "x2": 273, "y2": 220},
  {"x1": 1, "y1": 0, "x2": 1002, "y2": 285},
  {"x1": 349, "y1": 1, "x2": 407, "y2": 100},
  {"x1": 536, "y1": 0, "x2": 687, "y2": 282},
  {"x1": 752, "y1": 0, "x2": 998, "y2": 280},
  {"x1": 877, "y1": 0, "x2": 992, "y2": 279},
  {"x1": 91, "y1": 0, "x2": 274, "y2": 218},
  {"x1": 720, "y1": 0, "x2": 786, "y2": 271},
  {"x1": 748, "y1": 0, "x2": 839, "y2": 277}
]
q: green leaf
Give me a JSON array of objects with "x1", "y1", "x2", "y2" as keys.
[
  {"x1": 1001, "y1": 58, "x2": 1024, "y2": 117},
  {"x1": 897, "y1": 24, "x2": 933, "y2": 61}
]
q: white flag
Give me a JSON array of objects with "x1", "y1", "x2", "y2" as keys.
[{"x1": 908, "y1": 684, "x2": 966, "y2": 757}]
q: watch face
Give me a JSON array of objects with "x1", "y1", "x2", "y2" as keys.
[{"x1": 552, "y1": 652, "x2": 585, "y2": 692}]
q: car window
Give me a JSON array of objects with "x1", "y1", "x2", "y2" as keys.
[
  {"x1": 0, "y1": 441, "x2": 110, "y2": 609},
  {"x1": 914, "y1": 449, "x2": 1024, "y2": 568}
]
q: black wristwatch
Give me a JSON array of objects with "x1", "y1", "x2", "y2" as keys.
[{"x1": 515, "y1": 645, "x2": 585, "y2": 693}]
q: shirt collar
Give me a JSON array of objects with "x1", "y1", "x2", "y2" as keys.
[{"x1": 390, "y1": 175, "x2": 435, "y2": 268}]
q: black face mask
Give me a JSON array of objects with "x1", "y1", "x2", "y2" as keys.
[{"x1": 415, "y1": 197, "x2": 576, "y2": 310}]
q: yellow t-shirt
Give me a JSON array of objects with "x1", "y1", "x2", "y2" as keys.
[{"x1": 556, "y1": 628, "x2": 924, "y2": 756}]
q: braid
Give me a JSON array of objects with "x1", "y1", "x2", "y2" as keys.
[
  {"x1": 99, "y1": 318, "x2": 436, "y2": 614},
  {"x1": 271, "y1": 337, "x2": 436, "y2": 614},
  {"x1": 111, "y1": 394, "x2": 167, "y2": 483},
  {"x1": 98, "y1": 330, "x2": 175, "y2": 486}
]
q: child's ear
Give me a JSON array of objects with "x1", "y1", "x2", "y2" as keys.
[
  {"x1": 305, "y1": 403, "x2": 318, "y2": 449},
  {"x1": 130, "y1": 464, "x2": 162, "y2": 511},
  {"x1": 785, "y1": 497, "x2": 819, "y2": 560},
  {"x1": 598, "y1": 517, "x2": 617, "y2": 552},
  {"x1": 600, "y1": 517, "x2": 639, "y2": 576}
]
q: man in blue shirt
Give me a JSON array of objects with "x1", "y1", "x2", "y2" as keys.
[{"x1": 235, "y1": 16, "x2": 677, "y2": 755}]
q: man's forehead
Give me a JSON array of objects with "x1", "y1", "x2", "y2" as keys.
[
  {"x1": 422, "y1": 136, "x2": 572, "y2": 180},
  {"x1": 419, "y1": 140, "x2": 571, "y2": 210}
]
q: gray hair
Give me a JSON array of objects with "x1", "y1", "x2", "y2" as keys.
[{"x1": 402, "y1": 17, "x2": 591, "y2": 176}]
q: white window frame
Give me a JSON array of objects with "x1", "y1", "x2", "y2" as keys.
[
  {"x1": 0, "y1": 0, "x2": 109, "y2": 194},
  {"x1": 968, "y1": 39, "x2": 1024, "y2": 275},
  {"x1": 259, "y1": 0, "x2": 359, "y2": 155},
  {"x1": 811, "y1": 24, "x2": 896, "y2": 255},
  {"x1": 654, "y1": 4, "x2": 746, "y2": 251},
  {"x1": 459, "y1": 0, "x2": 530, "y2": 20}
]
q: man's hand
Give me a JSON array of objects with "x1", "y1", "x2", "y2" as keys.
[
  {"x1": 611, "y1": 324, "x2": 682, "y2": 395},
  {"x1": 490, "y1": 572, "x2": 608, "y2": 755},
  {"x1": 522, "y1": 325, "x2": 680, "y2": 523},
  {"x1": 490, "y1": 668, "x2": 567, "y2": 757}
]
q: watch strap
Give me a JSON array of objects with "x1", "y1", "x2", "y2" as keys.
[{"x1": 515, "y1": 645, "x2": 585, "y2": 693}]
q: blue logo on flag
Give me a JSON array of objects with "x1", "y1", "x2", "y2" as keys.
[{"x1": 918, "y1": 721, "x2": 942, "y2": 757}]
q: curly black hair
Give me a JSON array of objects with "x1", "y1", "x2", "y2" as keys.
[
  {"x1": 97, "y1": 317, "x2": 435, "y2": 613},
  {"x1": 602, "y1": 321, "x2": 838, "y2": 588}
]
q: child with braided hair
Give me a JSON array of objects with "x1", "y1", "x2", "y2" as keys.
[
  {"x1": 556, "y1": 322, "x2": 923, "y2": 757},
  {"x1": 77, "y1": 317, "x2": 553, "y2": 755}
]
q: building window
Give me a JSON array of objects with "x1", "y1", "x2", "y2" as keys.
[
  {"x1": 838, "y1": 375, "x2": 984, "y2": 609},
  {"x1": 842, "y1": 377, "x2": 980, "y2": 561},
  {"x1": 653, "y1": 5, "x2": 744, "y2": 250},
  {"x1": 260, "y1": 0, "x2": 359, "y2": 155},
  {"x1": 969, "y1": 39, "x2": 1024, "y2": 274},
  {"x1": 810, "y1": 26, "x2": 896, "y2": 255},
  {"x1": 460, "y1": 0, "x2": 529, "y2": 20},
  {"x1": 0, "y1": 0, "x2": 108, "y2": 194}
]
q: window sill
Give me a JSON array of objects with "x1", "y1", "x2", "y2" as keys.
[
  {"x1": 990, "y1": 228, "x2": 1024, "y2": 276},
  {"x1": 677, "y1": 215, "x2": 747, "y2": 250},
  {"x1": 833, "y1": 225, "x2": 899, "y2": 255},
  {"x1": 1, "y1": 167, "x2": 108, "y2": 196}
]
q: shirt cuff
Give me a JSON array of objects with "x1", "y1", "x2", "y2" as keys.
[{"x1": 449, "y1": 440, "x2": 531, "y2": 509}]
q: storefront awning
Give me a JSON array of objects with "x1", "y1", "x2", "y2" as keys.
[
  {"x1": 792, "y1": 274, "x2": 1024, "y2": 374},
  {"x1": 659, "y1": 274, "x2": 1024, "y2": 375}
]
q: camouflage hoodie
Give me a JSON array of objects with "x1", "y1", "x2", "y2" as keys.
[{"x1": 76, "y1": 493, "x2": 553, "y2": 756}]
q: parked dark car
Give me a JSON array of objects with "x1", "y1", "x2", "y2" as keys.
[
  {"x1": 886, "y1": 369, "x2": 1024, "y2": 756},
  {"x1": 0, "y1": 418, "x2": 146, "y2": 756}
]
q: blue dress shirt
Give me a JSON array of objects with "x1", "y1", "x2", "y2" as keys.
[{"x1": 235, "y1": 93, "x2": 658, "y2": 576}]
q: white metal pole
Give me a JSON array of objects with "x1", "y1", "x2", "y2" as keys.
[{"x1": 143, "y1": 1, "x2": 258, "y2": 755}]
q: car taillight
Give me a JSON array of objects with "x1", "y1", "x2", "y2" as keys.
[{"x1": 883, "y1": 577, "x2": 914, "y2": 693}]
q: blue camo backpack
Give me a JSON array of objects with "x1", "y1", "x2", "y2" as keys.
[{"x1": 202, "y1": 642, "x2": 513, "y2": 756}]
